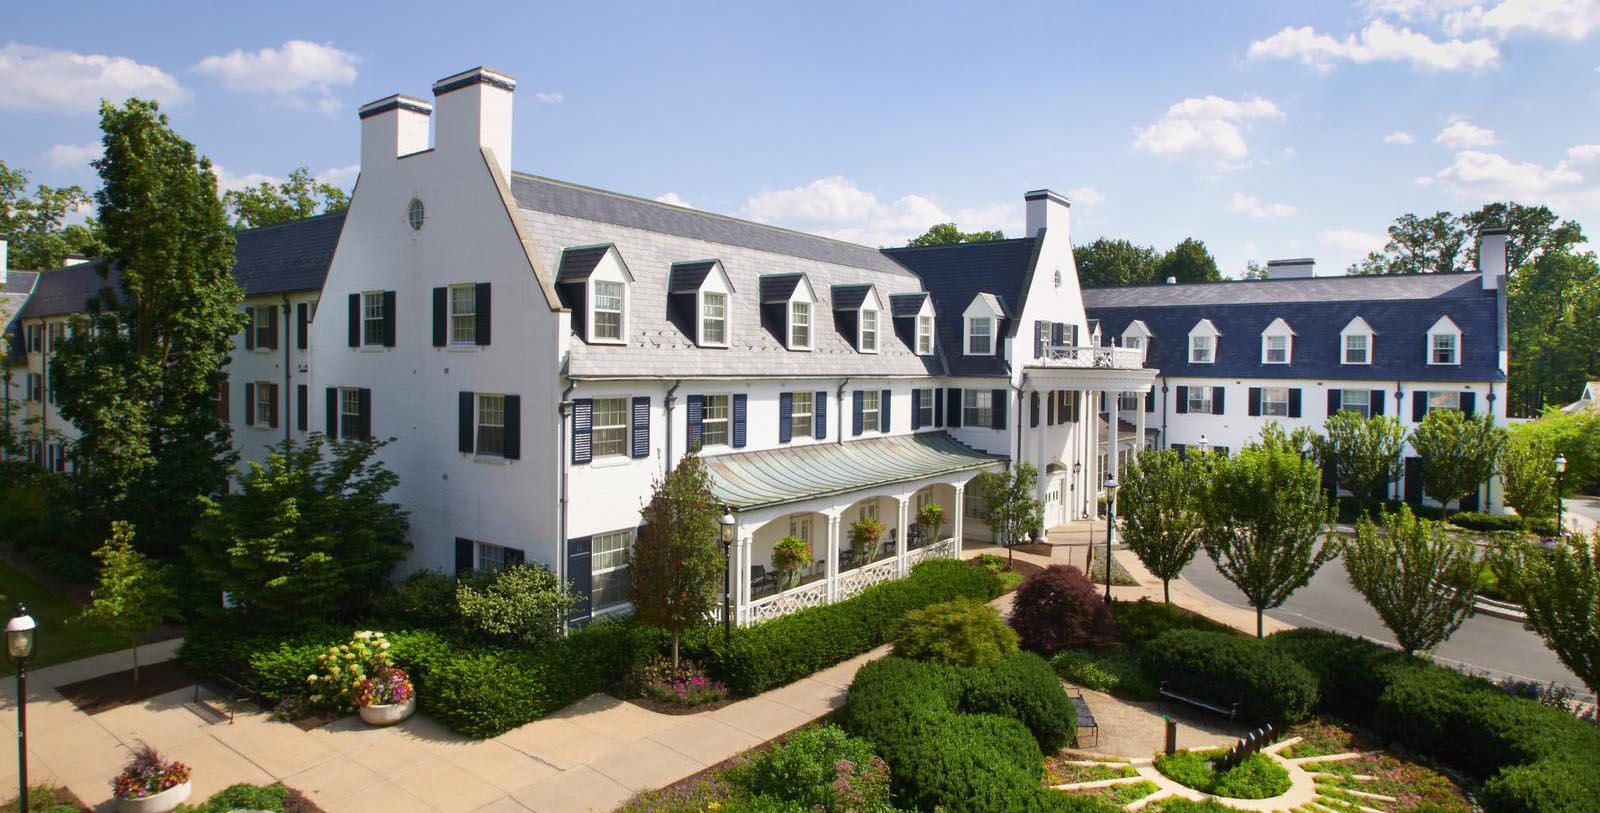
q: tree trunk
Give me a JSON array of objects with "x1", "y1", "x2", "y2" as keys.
[
  {"x1": 132, "y1": 639, "x2": 141, "y2": 683},
  {"x1": 1256, "y1": 607, "x2": 1264, "y2": 638},
  {"x1": 1163, "y1": 579, "x2": 1171, "y2": 604}
]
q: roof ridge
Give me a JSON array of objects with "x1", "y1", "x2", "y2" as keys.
[
  {"x1": 1087, "y1": 269, "x2": 1481, "y2": 293},
  {"x1": 882, "y1": 237, "x2": 1034, "y2": 253},
  {"x1": 236, "y1": 209, "x2": 347, "y2": 237}
]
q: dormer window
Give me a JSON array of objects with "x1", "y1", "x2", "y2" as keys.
[
  {"x1": 790, "y1": 301, "x2": 812, "y2": 349},
  {"x1": 1261, "y1": 318, "x2": 1293, "y2": 364},
  {"x1": 760, "y1": 273, "x2": 817, "y2": 352},
  {"x1": 962, "y1": 293, "x2": 1005, "y2": 356},
  {"x1": 669, "y1": 259, "x2": 734, "y2": 348},
  {"x1": 1427, "y1": 316, "x2": 1461, "y2": 366},
  {"x1": 593, "y1": 280, "x2": 625, "y2": 342},
  {"x1": 1340, "y1": 316, "x2": 1374, "y2": 366},
  {"x1": 968, "y1": 317, "x2": 993, "y2": 355},
  {"x1": 1121, "y1": 320, "x2": 1151, "y2": 362},
  {"x1": 556, "y1": 243, "x2": 635, "y2": 346},
  {"x1": 832, "y1": 283, "x2": 885, "y2": 354},
  {"x1": 702, "y1": 291, "x2": 727, "y2": 346},
  {"x1": 917, "y1": 314, "x2": 934, "y2": 354},
  {"x1": 1188, "y1": 318, "x2": 1220, "y2": 364},
  {"x1": 861, "y1": 308, "x2": 879, "y2": 353}
]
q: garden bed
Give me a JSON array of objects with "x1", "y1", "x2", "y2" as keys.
[
  {"x1": 55, "y1": 658, "x2": 194, "y2": 715},
  {"x1": 2, "y1": 785, "x2": 91, "y2": 813},
  {"x1": 1153, "y1": 749, "x2": 1291, "y2": 799}
]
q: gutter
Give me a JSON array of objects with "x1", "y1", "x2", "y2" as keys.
[
  {"x1": 836, "y1": 378, "x2": 851, "y2": 446},
  {"x1": 558, "y1": 379, "x2": 577, "y2": 620},
  {"x1": 1160, "y1": 375, "x2": 1168, "y2": 450},
  {"x1": 664, "y1": 379, "x2": 681, "y2": 474},
  {"x1": 282, "y1": 294, "x2": 292, "y2": 444}
]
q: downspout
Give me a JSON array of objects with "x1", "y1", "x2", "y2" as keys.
[
  {"x1": 1011, "y1": 373, "x2": 1027, "y2": 468},
  {"x1": 836, "y1": 377, "x2": 852, "y2": 446},
  {"x1": 664, "y1": 379, "x2": 682, "y2": 474},
  {"x1": 1394, "y1": 381, "x2": 1405, "y2": 502},
  {"x1": 1160, "y1": 376, "x2": 1169, "y2": 450},
  {"x1": 282, "y1": 295, "x2": 292, "y2": 444},
  {"x1": 559, "y1": 379, "x2": 577, "y2": 621}
]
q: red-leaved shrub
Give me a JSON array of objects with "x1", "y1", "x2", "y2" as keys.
[{"x1": 1008, "y1": 564, "x2": 1116, "y2": 652}]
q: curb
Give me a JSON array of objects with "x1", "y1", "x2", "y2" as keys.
[{"x1": 1474, "y1": 595, "x2": 1527, "y2": 623}]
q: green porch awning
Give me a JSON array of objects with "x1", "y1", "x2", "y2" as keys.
[{"x1": 704, "y1": 431, "x2": 1005, "y2": 511}]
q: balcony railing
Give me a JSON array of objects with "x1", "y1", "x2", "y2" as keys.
[{"x1": 1035, "y1": 345, "x2": 1144, "y2": 370}]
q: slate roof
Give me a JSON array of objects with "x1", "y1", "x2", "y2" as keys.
[
  {"x1": 1084, "y1": 273, "x2": 1503, "y2": 383},
  {"x1": 830, "y1": 284, "x2": 873, "y2": 311},
  {"x1": 556, "y1": 244, "x2": 611, "y2": 283},
  {"x1": 883, "y1": 238, "x2": 1039, "y2": 378},
  {"x1": 2, "y1": 271, "x2": 38, "y2": 367},
  {"x1": 19, "y1": 260, "x2": 121, "y2": 319},
  {"x1": 232, "y1": 211, "x2": 346, "y2": 297},
  {"x1": 759, "y1": 273, "x2": 805, "y2": 304},
  {"x1": 888, "y1": 292, "x2": 928, "y2": 317},
  {"x1": 668, "y1": 261, "x2": 719, "y2": 294}
]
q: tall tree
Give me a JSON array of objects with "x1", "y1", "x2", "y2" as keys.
[
  {"x1": 1073, "y1": 238, "x2": 1160, "y2": 288},
  {"x1": 1460, "y1": 202, "x2": 1586, "y2": 273},
  {"x1": 1318, "y1": 412, "x2": 1406, "y2": 517},
  {"x1": 905, "y1": 222, "x2": 1004, "y2": 247},
  {"x1": 0, "y1": 159, "x2": 106, "y2": 270},
  {"x1": 222, "y1": 167, "x2": 350, "y2": 230},
  {"x1": 1118, "y1": 449, "x2": 1202, "y2": 602},
  {"x1": 976, "y1": 463, "x2": 1044, "y2": 568},
  {"x1": 1409, "y1": 409, "x2": 1504, "y2": 515},
  {"x1": 1343, "y1": 505, "x2": 1477, "y2": 655},
  {"x1": 1243, "y1": 260, "x2": 1269, "y2": 280},
  {"x1": 1500, "y1": 433, "x2": 1559, "y2": 525},
  {"x1": 76, "y1": 521, "x2": 174, "y2": 681},
  {"x1": 1518, "y1": 531, "x2": 1600, "y2": 716},
  {"x1": 630, "y1": 454, "x2": 724, "y2": 668},
  {"x1": 1507, "y1": 249, "x2": 1600, "y2": 414},
  {"x1": 1155, "y1": 237, "x2": 1222, "y2": 284},
  {"x1": 50, "y1": 99, "x2": 248, "y2": 555},
  {"x1": 1198, "y1": 440, "x2": 1334, "y2": 636}
]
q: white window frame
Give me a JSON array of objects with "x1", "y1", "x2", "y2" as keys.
[
  {"x1": 967, "y1": 317, "x2": 994, "y2": 355},
  {"x1": 702, "y1": 394, "x2": 730, "y2": 447},
  {"x1": 790, "y1": 391, "x2": 814, "y2": 439},
  {"x1": 1430, "y1": 332, "x2": 1459, "y2": 365},
  {"x1": 1189, "y1": 335, "x2": 1213, "y2": 364},
  {"x1": 1117, "y1": 392, "x2": 1140, "y2": 412},
  {"x1": 1187, "y1": 387, "x2": 1214, "y2": 415},
  {"x1": 475, "y1": 541, "x2": 509, "y2": 572},
  {"x1": 340, "y1": 386, "x2": 362, "y2": 438},
  {"x1": 361, "y1": 291, "x2": 385, "y2": 347},
  {"x1": 591, "y1": 396, "x2": 629, "y2": 459},
  {"x1": 861, "y1": 390, "x2": 881, "y2": 432},
  {"x1": 591, "y1": 279, "x2": 626, "y2": 344},
  {"x1": 1263, "y1": 334, "x2": 1290, "y2": 364},
  {"x1": 476, "y1": 393, "x2": 506, "y2": 457},
  {"x1": 1427, "y1": 391, "x2": 1461, "y2": 413},
  {"x1": 700, "y1": 290, "x2": 728, "y2": 347},
  {"x1": 1344, "y1": 334, "x2": 1370, "y2": 365},
  {"x1": 1262, "y1": 387, "x2": 1290, "y2": 418},
  {"x1": 917, "y1": 387, "x2": 935, "y2": 427},
  {"x1": 789, "y1": 300, "x2": 812, "y2": 350},
  {"x1": 788, "y1": 515, "x2": 813, "y2": 544},
  {"x1": 916, "y1": 314, "x2": 934, "y2": 355},
  {"x1": 591, "y1": 529, "x2": 633, "y2": 611},
  {"x1": 1340, "y1": 389, "x2": 1371, "y2": 418},
  {"x1": 449, "y1": 284, "x2": 477, "y2": 346},
  {"x1": 963, "y1": 390, "x2": 993, "y2": 427},
  {"x1": 860, "y1": 308, "x2": 879, "y2": 353}
]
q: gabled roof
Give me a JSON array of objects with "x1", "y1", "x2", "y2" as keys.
[
  {"x1": 233, "y1": 210, "x2": 346, "y2": 297},
  {"x1": 667, "y1": 260, "x2": 724, "y2": 294},
  {"x1": 760, "y1": 273, "x2": 808, "y2": 304},
  {"x1": 830, "y1": 284, "x2": 877, "y2": 312},
  {"x1": 888, "y1": 292, "x2": 929, "y2": 318},
  {"x1": 884, "y1": 237, "x2": 1039, "y2": 377},
  {"x1": 1083, "y1": 272, "x2": 1489, "y2": 308},
  {"x1": 19, "y1": 260, "x2": 121, "y2": 320},
  {"x1": 556, "y1": 244, "x2": 613, "y2": 283}
]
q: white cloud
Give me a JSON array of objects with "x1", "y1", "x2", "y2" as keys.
[
  {"x1": 1319, "y1": 228, "x2": 1388, "y2": 253},
  {"x1": 1066, "y1": 187, "x2": 1105, "y2": 206},
  {"x1": 655, "y1": 192, "x2": 693, "y2": 207},
  {"x1": 1414, "y1": 175, "x2": 1438, "y2": 186},
  {"x1": 213, "y1": 165, "x2": 281, "y2": 193},
  {"x1": 1566, "y1": 144, "x2": 1600, "y2": 163},
  {"x1": 1228, "y1": 192, "x2": 1296, "y2": 218},
  {"x1": 1444, "y1": 0, "x2": 1600, "y2": 39},
  {"x1": 1383, "y1": 131, "x2": 1417, "y2": 144},
  {"x1": 952, "y1": 202, "x2": 1024, "y2": 236},
  {"x1": 1436, "y1": 118, "x2": 1499, "y2": 148},
  {"x1": 317, "y1": 164, "x2": 359, "y2": 188},
  {"x1": 1132, "y1": 95, "x2": 1284, "y2": 169},
  {"x1": 44, "y1": 141, "x2": 102, "y2": 169},
  {"x1": 740, "y1": 176, "x2": 1019, "y2": 246},
  {"x1": 533, "y1": 92, "x2": 564, "y2": 104},
  {"x1": 1247, "y1": 21, "x2": 1500, "y2": 72},
  {"x1": 192, "y1": 40, "x2": 357, "y2": 112},
  {"x1": 1433, "y1": 149, "x2": 1596, "y2": 207},
  {"x1": 0, "y1": 42, "x2": 188, "y2": 113}
]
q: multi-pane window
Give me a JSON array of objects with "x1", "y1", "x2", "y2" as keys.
[
  {"x1": 362, "y1": 291, "x2": 385, "y2": 346},
  {"x1": 968, "y1": 317, "x2": 993, "y2": 355},
  {"x1": 790, "y1": 301, "x2": 812, "y2": 349},
  {"x1": 860, "y1": 309, "x2": 878, "y2": 352},
  {"x1": 1262, "y1": 387, "x2": 1290, "y2": 417},
  {"x1": 26, "y1": 373, "x2": 42, "y2": 402},
  {"x1": 1264, "y1": 334, "x2": 1289, "y2": 364},
  {"x1": 861, "y1": 390, "x2": 881, "y2": 431},
  {"x1": 702, "y1": 291, "x2": 727, "y2": 345},
  {"x1": 476, "y1": 541, "x2": 508, "y2": 572},
  {"x1": 1431, "y1": 333, "x2": 1458, "y2": 365},
  {"x1": 917, "y1": 388, "x2": 935, "y2": 427},
  {"x1": 1187, "y1": 387, "x2": 1214, "y2": 415},
  {"x1": 340, "y1": 387, "x2": 362, "y2": 438},
  {"x1": 477, "y1": 394, "x2": 505, "y2": 456},
  {"x1": 702, "y1": 394, "x2": 730, "y2": 447},
  {"x1": 1427, "y1": 391, "x2": 1460, "y2": 414},
  {"x1": 591, "y1": 530, "x2": 632, "y2": 611},
  {"x1": 964, "y1": 492, "x2": 988, "y2": 521},
  {"x1": 1344, "y1": 334, "x2": 1369, "y2": 365},
  {"x1": 593, "y1": 280, "x2": 624, "y2": 341},
  {"x1": 1190, "y1": 335, "x2": 1214, "y2": 363},
  {"x1": 791, "y1": 392, "x2": 814, "y2": 438},
  {"x1": 917, "y1": 315, "x2": 934, "y2": 354},
  {"x1": 252, "y1": 305, "x2": 275, "y2": 349},
  {"x1": 963, "y1": 390, "x2": 993, "y2": 427},
  {"x1": 592, "y1": 397, "x2": 629, "y2": 458},
  {"x1": 255, "y1": 381, "x2": 275, "y2": 425},
  {"x1": 1341, "y1": 389, "x2": 1372, "y2": 418},
  {"x1": 450, "y1": 285, "x2": 477, "y2": 345},
  {"x1": 1117, "y1": 392, "x2": 1140, "y2": 412}
]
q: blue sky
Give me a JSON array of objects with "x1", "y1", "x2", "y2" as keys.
[{"x1": 5, "y1": 1, "x2": 1598, "y2": 277}]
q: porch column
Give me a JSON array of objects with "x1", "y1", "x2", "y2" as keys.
[
  {"x1": 825, "y1": 512, "x2": 841, "y2": 602},
  {"x1": 1134, "y1": 388, "x2": 1148, "y2": 461},
  {"x1": 953, "y1": 483, "x2": 966, "y2": 557},
  {"x1": 895, "y1": 495, "x2": 909, "y2": 577},
  {"x1": 1107, "y1": 392, "x2": 1121, "y2": 547},
  {"x1": 736, "y1": 533, "x2": 753, "y2": 626},
  {"x1": 1088, "y1": 389, "x2": 1100, "y2": 517}
]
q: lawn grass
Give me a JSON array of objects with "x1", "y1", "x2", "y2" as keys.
[
  {"x1": 1043, "y1": 757, "x2": 1138, "y2": 785},
  {"x1": 0, "y1": 558, "x2": 127, "y2": 675},
  {"x1": 1154, "y1": 749, "x2": 1290, "y2": 800},
  {"x1": 1063, "y1": 779, "x2": 1158, "y2": 805},
  {"x1": 1278, "y1": 716, "x2": 1369, "y2": 759}
]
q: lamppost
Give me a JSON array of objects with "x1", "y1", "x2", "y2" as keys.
[
  {"x1": 1103, "y1": 476, "x2": 1118, "y2": 601},
  {"x1": 719, "y1": 508, "x2": 737, "y2": 640},
  {"x1": 1073, "y1": 461, "x2": 1086, "y2": 570},
  {"x1": 7, "y1": 604, "x2": 37, "y2": 812},
  {"x1": 1198, "y1": 434, "x2": 1208, "y2": 456},
  {"x1": 1555, "y1": 455, "x2": 1567, "y2": 537}
]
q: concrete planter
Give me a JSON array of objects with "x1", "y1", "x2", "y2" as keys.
[
  {"x1": 360, "y1": 697, "x2": 416, "y2": 726},
  {"x1": 116, "y1": 781, "x2": 191, "y2": 813}
]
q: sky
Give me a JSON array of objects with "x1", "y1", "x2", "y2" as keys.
[{"x1": 4, "y1": 0, "x2": 1599, "y2": 278}]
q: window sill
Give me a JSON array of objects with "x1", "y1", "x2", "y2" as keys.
[
  {"x1": 359, "y1": 346, "x2": 389, "y2": 353},
  {"x1": 588, "y1": 456, "x2": 633, "y2": 469},
  {"x1": 446, "y1": 345, "x2": 480, "y2": 353},
  {"x1": 472, "y1": 454, "x2": 510, "y2": 465}
]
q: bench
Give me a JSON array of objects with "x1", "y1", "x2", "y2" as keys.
[
  {"x1": 190, "y1": 667, "x2": 263, "y2": 725},
  {"x1": 1158, "y1": 679, "x2": 1240, "y2": 720},
  {"x1": 1068, "y1": 688, "x2": 1098, "y2": 748}
]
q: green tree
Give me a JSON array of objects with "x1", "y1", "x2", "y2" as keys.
[
  {"x1": 222, "y1": 167, "x2": 350, "y2": 229},
  {"x1": 1409, "y1": 409, "x2": 1504, "y2": 515},
  {"x1": 1507, "y1": 249, "x2": 1600, "y2": 415},
  {"x1": 1072, "y1": 237, "x2": 1160, "y2": 288},
  {"x1": 1318, "y1": 412, "x2": 1406, "y2": 517},
  {"x1": 1155, "y1": 237, "x2": 1222, "y2": 284},
  {"x1": 0, "y1": 159, "x2": 106, "y2": 270},
  {"x1": 455, "y1": 564, "x2": 575, "y2": 647},
  {"x1": 50, "y1": 99, "x2": 247, "y2": 556},
  {"x1": 1518, "y1": 531, "x2": 1600, "y2": 715},
  {"x1": 1500, "y1": 434, "x2": 1559, "y2": 524},
  {"x1": 976, "y1": 463, "x2": 1044, "y2": 568},
  {"x1": 1460, "y1": 202, "x2": 1587, "y2": 273},
  {"x1": 1243, "y1": 259, "x2": 1269, "y2": 280},
  {"x1": 1198, "y1": 441, "x2": 1334, "y2": 636},
  {"x1": 1511, "y1": 408, "x2": 1600, "y2": 493},
  {"x1": 1119, "y1": 449, "x2": 1202, "y2": 602},
  {"x1": 629, "y1": 454, "x2": 724, "y2": 668},
  {"x1": 76, "y1": 521, "x2": 174, "y2": 681},
  {"x1": 1342, "y1": 505, "x2": 1477, "y2": 655},
  {"x1": 189, "y1": 436, "x2": 409, "y2": 628},
  {"x1": 905, "y1": 222, "x2": 1005, "y2": 247}
]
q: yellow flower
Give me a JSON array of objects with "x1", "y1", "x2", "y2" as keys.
[
  {"x1": 307, "y1": 674, "x2": 317, "y2": 683},
  {"x1": 330, "y1": 665, "x2": 341, "y2": 675}
]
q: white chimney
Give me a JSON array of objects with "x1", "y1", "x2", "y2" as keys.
[
  {"x1": 432, "y1": 67, "x2": 516, "y2": 183},
  {"x1": 1, "y1": 235, "x2": 8, "y2": 286},
  {"x1": 1266, "y1": 258, "x2": 1315, "y2": 279},
  {"x1": 358, "y1": 94, "x2": 433, "y2": 173},
  {"x1": 1478, "y1": 227, "x2": 1507, "y2": 290},
  {"x1": 1024, "y1": 189, "x2": 1070, "y2": 239}
]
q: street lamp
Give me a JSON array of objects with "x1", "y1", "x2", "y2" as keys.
[
  {"x1": 1198, "y1": 434, "x2": 1209, "y2": 456},
  {"x1": 1555, "y1": 455, "x2": 1568, "y2": 537},
  {"x1": 7, "y1": 604, "x2": 36, "y2": 813},
  {"x1": 719, "y1": 508, "x2": 737, "y2": 640},
  {"x1": 1103, "y1": 476, "x2": 1119, "y2": 601}
]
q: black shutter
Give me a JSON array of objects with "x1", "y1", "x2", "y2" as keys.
[
  {"x1": 880, "y1": 388, "x2": 891, "y2": 432},
  {"x1": 1145, "y1": 391, "x2": 1154, "y2": 413},
  {"x1": 476, "y1": 282, "x2": 492, "y2": 346},
  {"x1": 348, "y1": 293, "x2": 360, "y2": 347},
  {"x1": 631, "y1": 396, "x2": 649, "y2": 458},
  {"x1": 947, "y1": 388, "x2": 962, "y2": 427},
  {"x1": 460, "y1": 391, "x2": 476, "y2": 453},
  {"x1": 567, "y1": 536, "x2": 592, "y2": 624},
  {"x1": 852, "y1": 390, "x2": 864, "y2": 436},
  {"x1": 1029, "y1": 392, "x2": 1039, "y2": 428},
  {"x1": 934, "y1": 387, "x2": 944, "y2": 427},
  {"x1": 686, "y1": 394, "x2": 704, "y2": 451},
  {"x1": 1051, "y1": 322, "x2": 1065, "y2": 346},
  {"x1": 732, "y1": 394, "x2": 747, "y2": 448},
  {"x1": 1371, "y1": 390, "x2": 1386, "y2": 416},
  {"x1": 357, "y1": 387, "x2": 372, "y2": 439},
  {"x1": 1412, "y1": 392, "x2": 1428, "y2": 422},
  {"x1": 911, "y1": 389, "x2": 922, "y2": 430},
  {"x1": 268, "y1": 383, "x2": 280, "y2": 429},
  {"x1": 571, "y1": 397, "x2": 592, "y2": 463},
  {"x1": 1175, "y1": 386, "x2": 1189, "y2": 414},
  {"x1": 244, "y1": 382, "x2": 255, "y2": 426},
  {"x1": 1461, "y1": 391, "x2": 1476, "y2": 417},
  {"x1": 780, "y1": 392, "x2": 794, "y2": 441},
  {"x1": 1288, "y1": 388, "x2": 1302, "y2": 419},
  {"x1": 504, "y1": 547, "x2": 525, "y2": 567},
  {"x1": 245, "y1": 309, "x2": 256, "y2": 350},
  {"x1": 1248, "y1": 387, "x2": 1262, "y2": 417},
  {"x1": 1328, "y1": 389, "x2": 1342, "y2": 416},
  {"x1": 297, "y1": 384, "x2": 308, "y2": 431},
  {"x1": 1034, "y1": 322, "x2": 1046, "y2": 357},
  {"x1": 455, "y1": 538, "x2": 474, "y2": 575},
  {"x1": 266, "y1": 306, "x2": 279, "y2": 350},
  {"x1": 815, "y1": 391, "x2": 828, "y2": 440},
  {"x1": 297, "y1": 303, "x2": 309, "y2": 350},
  {"x1": 1048, "y1": 391, "x2": 1057, "y2": 425},
  {"x1": 326, "y1": 387, "x2": 338, "y2": 438},
  {"x1": 991, "y1": 388, "x2": 1006, "y2": 430},
  {"x1": 1212, "y1": 387, "x2": 1225, "y2": 415},
  {"x1": 432, "y1": 287, "x2": 447, "y2": 347},
  {"x1": 504, "y1": 395, "x2": 522, "y2": 459},
  {"x1": 1071, "y1": 391, "x2": 1083, "y2": 423},
  {"x1": 382, "y1": 291, "x2": 397, "y2": 347}
]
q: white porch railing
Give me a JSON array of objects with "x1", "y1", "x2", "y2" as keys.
[
  {"x1": 743, "y1": 536, "x2": 960, "y2": 625},
  {"x1": 1035, "y1": 345, "x2": 1143, "y2": 370},
  {"x1": 905, "y1": 537, "x2": 958, "y2": 568},
  {"x1": 836, "y1": 557, "x2": 900, "y2": 602},
  {"x1": 746, "y1": 579, "x2": 829, "y2": 624}
]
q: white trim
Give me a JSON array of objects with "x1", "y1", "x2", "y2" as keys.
[
  {"x1": 1260, "y1": 318, "x2": 1293, "y2": 365},
  {"x1": 1426, "y1": 315, "x2": 1461, "y2": 366}
]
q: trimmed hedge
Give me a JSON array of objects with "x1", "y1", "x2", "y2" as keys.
[
  {"x1": 1447, "y1": 511, "x2": 1559, "y2": 537},
  {"x1": 1139, "y1": 630, "x2": 1317, "y2": 725},
  {"x1": 688, "y1": 558, "x2": 1000, "y2": 696},
  {"x1": 1109, "y1": 598, "x2": 1236, "y2": 645}
]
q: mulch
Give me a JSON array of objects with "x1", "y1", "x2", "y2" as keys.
[
  {"x1": 290, "y1": 709, "x2": 344, "y2": 731},
  {"x1": 55, "y1": 658, "x2": 195, "y2": 716},
  {"x1": 622, "y1": 692, "x2": 739, "y2": 716},
  {"x1": 0, "y1": 785, "x2": 91, "y2": 812}
]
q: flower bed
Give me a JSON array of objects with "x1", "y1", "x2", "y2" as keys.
[
  {"x1": 112, "y1": 745, "x2": 190, "y2": 802},
  {"x1": 1304, "y1": 753, "x2": 1472, "y2": 812},
  {"x1": 1153, "y1": 750, "x2": 1291, "y2": 800},
  {"x1": 1276, "y1": 716, "x2": 1370, "y2": 759},
  {"x1": 1068, "y1": 780, "x2": 1158, "y2": 806},
  {"x1": 1043, "y1": 758, "x2": 1137, "y2": 785}
]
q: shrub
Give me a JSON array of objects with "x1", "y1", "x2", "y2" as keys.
[
  {"x1": 306, "y1": 631, "x2": 395, "y2": 711},
  {"x1": 1153, "y1": 750, "x2": 1290, "y2": 799},
  {"x1": 1140, "y1": 630, "x2": 1317, "y2": 724},
  {"x1": 1264, "y1": 629, "x2": 1420, "y2": 721},
  {"x1": 686, "y1": 558, "x2": 999, "y2": 696},
  {"x1": 1109, "y1": 598, "x2": 1234, "y2": 645},
  {"x1": 176, "y1": 784, "x2": 289, "y2": 813},
  {"x1": 375, "y1": 569, "x2": 458, "y2": 627},
  {"x1": 1008, "y1": 565, "x2": 1116, "y2": 653},
  {"x1": 892, "y1": 598, "x2": 1017, "y2": 666},
  {"x1": 633, "y1": 656, "x2": 729, "y2": 707},
  {"x1": 738, "y1": 725, "x2": 888, "y2": 811},
  {"x1": 2, "y1": 786, "x2": 86, "y2": 813},
  {"x1": 455, "y1": 563, "x2": 575, "y2": 647},
  {"x1": 1050, "y1": 648, "x2": 1156, "y2": 699}
]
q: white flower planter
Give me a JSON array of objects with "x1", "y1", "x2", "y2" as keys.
[
  {"x1": 116, "y1": 780, "x2": 191, "y2": 813},
  {"x1": 360, "y1": 697, "x2": 416, "y2": 726}
]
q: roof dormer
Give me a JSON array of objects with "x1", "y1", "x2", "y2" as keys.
[
  {"x1": 831, "y1": 284, "x2": 885, "y2": 353},
  {"x1": 555, "y1": 243, "x2": 634, "y2": 345},
  {"x1": 1340, "y1": 316, "x2": 1375, "y2": 365},
  {"x1": 760, "y1": 273, "x2": 817, "y2": 351},
  {"x1": 962, "y1": 293, "x2": 1005, "y2": 356},
  {"x1": 1121, "y1": 319, "x2": 1151, "y2": 362},
  {"x1": 1260, "y1": 317, "x2": 1295, "y2": 364},
  {"x1": 1188, "y1": 318, "x2": 1219, "y2": 364},
  {"x1": 889, "y1": 292, "x2": 936, "y2": 356},
  {"x1": 669, "y1": 259, "x2": 735, "y2": 348},
  {"x1": 1427, "y1": 315, "x2": 1461, "y2": 366}
]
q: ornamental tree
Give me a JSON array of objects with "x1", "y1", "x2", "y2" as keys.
[
  {"x1": 976, "y1": 463, "x2": 1043, "y2": 568},
  {"x1": 455, "y1": 564, "x2": 574, "y2": 647},
  {"x1": 77, "y1": 521, "x2": 174, "y2": 681},
  {"x1": 630, "y1": 453, "x2": 724, "y2": 669},
  {"x1": 1118, "y1": 449, "x2": 1202, "y2": 603},
  {"x1": 1343, "y1": 505, "x2": 1477, "y2": 655},
  {"x1": 1319, "y1": 412, "x2": 1406, "y2": 517},
  {"x1": 1199, "y1": 440, "x2": 1334, "y2": 637},
  {"x1": 1500, "y1": 434, "x2": 1559, "y2": 525},
  {"x1": 1518, "y1": 531, "x2": 1600, "y2": 715},
  {"x1": 1008, "y1": 564, "x2": 1116, "y2": 652},
  {"x1": 1409, "y1": 408, "x2": 1505, "y2": 515}
]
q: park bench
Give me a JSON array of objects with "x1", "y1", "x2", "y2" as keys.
[
  {"x1": 1068, "y1": 688, "x2": 1098, "y2": 748},
  {"x1": 1158, "y1": 678, "x2": 1240, "y2": 720},
  {"x1": 189, "y1": 667, "x2": 263, "y2": 725}
]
